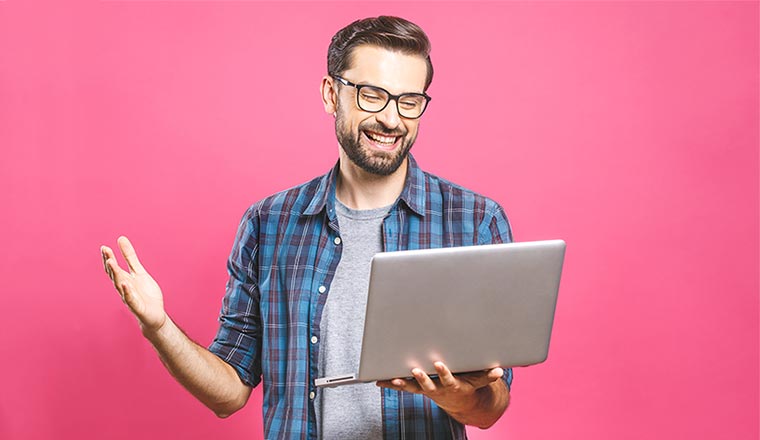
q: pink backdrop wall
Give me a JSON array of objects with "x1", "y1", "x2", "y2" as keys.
[{"x1": 1, "y1": 1, "x2": 758, "y2": 439}]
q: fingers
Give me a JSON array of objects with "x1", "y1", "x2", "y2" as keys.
[
  {"x1": 380, "y1": 368, "x2": 444, "y2": 394},
  {"x1": 105, "y1": 258, "x2": 129, "y2": 289},
  {"x1": 489, "y1": 367, "x2": 504, "y2": 382},
  {"x1": 117, "y1": 236, "x2": 145, "y2": 274},
  {"x1": 101, "y1": 246, "x2": 114, "y2": 279},
  {"x1": 377, "y1": 378, "x2": 408, "y2": 389},
  {"x1": 377, "y1": 364, "x2": 504, "y2": 396},
  {"x1": 101, "y1": 239, "x2": 149, "y2": 319},
  {"x1": 101, "y1": 246, "x2": 126, "y2": 282},
  {"x1": 459, "y1": 367, "x2": 503, "y2": 390},
  {"x1": 430, "y1": 362, "x2": 489, "y2": 390},
  {"x1": 412, "y1": 368, "x2": 437, "y2": 393},
  {"x1": 101, "y1": 244, "x2": 132, "y2": 293},
  {"x1": 376, "y1": 377, "x2": 422, "y2": 394},
  {"x1": 435, "y1": 362, "x2": 457, "y2": 388}
]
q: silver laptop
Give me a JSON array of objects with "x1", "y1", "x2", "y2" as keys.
[{"x1": 314, "y1": 239, "x2": 566, "y2": 388}]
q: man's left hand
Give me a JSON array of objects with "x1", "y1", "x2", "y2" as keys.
[{"x1": 376, "y1": 361, "x2": 504, "y2": 416}]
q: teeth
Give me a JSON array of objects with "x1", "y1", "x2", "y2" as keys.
[{"x1": 366, "y1": 131, "x2": 397, "y2": 144}]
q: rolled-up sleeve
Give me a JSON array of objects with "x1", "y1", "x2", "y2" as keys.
[{"x1": 208, "y1": 205, "x2": 263, "y2": 388}]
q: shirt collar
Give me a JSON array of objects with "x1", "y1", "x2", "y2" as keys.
[{"x1": 302, "y1": 154, "x2": 426, "y2": 218}]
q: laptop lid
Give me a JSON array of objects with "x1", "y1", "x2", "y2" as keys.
[{"x1": 351, "y1": 239, "x2": 566, "y2": 383}]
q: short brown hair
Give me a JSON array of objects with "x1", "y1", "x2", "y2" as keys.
[{"x1": 327, "y1": 16, "x2": 434, "y2": 91}]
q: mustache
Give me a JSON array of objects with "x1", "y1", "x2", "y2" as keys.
[{"x1": 360, "y1": 124, "x2": 407, "y2": 137}]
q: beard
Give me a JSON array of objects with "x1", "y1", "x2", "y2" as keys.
[{"x1": 335, "y1": 112, "x2": 417, "y2": 176}]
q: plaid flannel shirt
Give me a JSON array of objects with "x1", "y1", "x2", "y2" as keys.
[{"x1": 209, "y1": 155, "x2": 513, "y2": 439}]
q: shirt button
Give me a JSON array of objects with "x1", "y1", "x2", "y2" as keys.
[
  {"x1": 311, "y1": 336, "x2": 318, "y2": 344},
  {"x1": 334, "y1": 237, "x2": 341, "y2": 245},
  {"x1": 309, "y1": 391, "x2": 316, "y2": 400},
  {"x1": 318, "y1": 285, "x2": 327, "y2": 294}
]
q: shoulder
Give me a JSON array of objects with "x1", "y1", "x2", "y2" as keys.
[
  {"x1": 242, "y1": 174, "x2": 327, "y2": 221},
  {"x1": 418, "y1": 168, "x2": 512, "y2": 243},
  {"x1": 421, "y1": 169, "x2": 505, "y2": 216}
]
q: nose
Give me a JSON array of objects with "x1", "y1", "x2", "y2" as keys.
[{"x1": 374, "y1": 99, "x2": 402, "y2": 130}]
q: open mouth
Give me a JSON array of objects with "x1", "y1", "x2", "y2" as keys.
[{"x1": 363, "y1": 130, "x2": 400, "y2": 151}]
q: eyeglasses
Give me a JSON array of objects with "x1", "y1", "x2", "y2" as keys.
[{"x1": 332, "y1": 76, "x2": 431, "y2": 119}]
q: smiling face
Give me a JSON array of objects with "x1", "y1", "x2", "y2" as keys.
[{"x1": 324, "y1": 45, "x2": 429, "y2": 176}]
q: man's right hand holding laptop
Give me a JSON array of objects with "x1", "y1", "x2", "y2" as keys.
[{"x1": 376, "y1": 361, "x2": 509, "y2": 429}]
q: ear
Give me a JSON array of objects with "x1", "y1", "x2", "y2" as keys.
[{"x1": 320, "y1": 75, "x2": 337, "y2": 116}]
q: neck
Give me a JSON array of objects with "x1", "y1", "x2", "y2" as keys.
[{"x1": 336, "y1": 149, "x2": 408, "y2": 210}]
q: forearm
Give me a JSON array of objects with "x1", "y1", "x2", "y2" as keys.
[
  {"x1": 143, "y1": 316, "x2": 251, "y2": 417},
  {"x1": 445, "y1": 380, "x2": 510, "y2": 429}
]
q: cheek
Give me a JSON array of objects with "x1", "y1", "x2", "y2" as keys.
[
  {"x1": 337, "y1": 94, "x2": 357, "y2": 115},
  {"x1": 404, "y1": 122, "x2": 420, "y2": 137},
  {"x1": 336, "y1": 112, "x2": 361, "y2": 139},
  {"x1": 336, "y1": 103, "x2": 365, "y2": 130}
]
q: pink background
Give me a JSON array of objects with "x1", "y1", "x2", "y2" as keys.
[{"x1": 1, "y1": 1, "x2": 758, "y2": 439}]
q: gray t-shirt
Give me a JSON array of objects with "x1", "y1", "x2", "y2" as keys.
[{"x1": 316, "y1": 200, "x2": 391, "y2": 439}]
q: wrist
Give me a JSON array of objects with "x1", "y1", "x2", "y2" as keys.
[{"x1": 140, "y1": 313, "x2": 171, "y2": 343}]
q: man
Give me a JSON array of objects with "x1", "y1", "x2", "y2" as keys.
[{"x1": 101, "y1": 16, "x2": 512, "y2": 439}]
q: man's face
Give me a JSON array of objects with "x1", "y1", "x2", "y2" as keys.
[{"x1": 332, "y1": 45, "x2": 429, "y2": 176}]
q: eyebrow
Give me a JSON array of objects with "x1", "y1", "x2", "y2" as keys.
[{"x1": 347, "y1": 79, "x2": 425, "y2": 95}]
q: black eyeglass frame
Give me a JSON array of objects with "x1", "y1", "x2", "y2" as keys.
[{"x1": 332, "y1": 75, "x2": 432, "y2": 119}]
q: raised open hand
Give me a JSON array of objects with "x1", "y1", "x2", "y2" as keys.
[{"x1": 101, "y1": 236, "x2": 167, "y2": 334}]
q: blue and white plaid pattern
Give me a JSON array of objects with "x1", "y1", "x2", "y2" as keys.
[{"x1": 209, "y1": 155, "x2": 513, "y2": 439}]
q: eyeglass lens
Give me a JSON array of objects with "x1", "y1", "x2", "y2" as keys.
[{"x1": 357, "y1": 86, "x2": 427, "y2": 118}]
